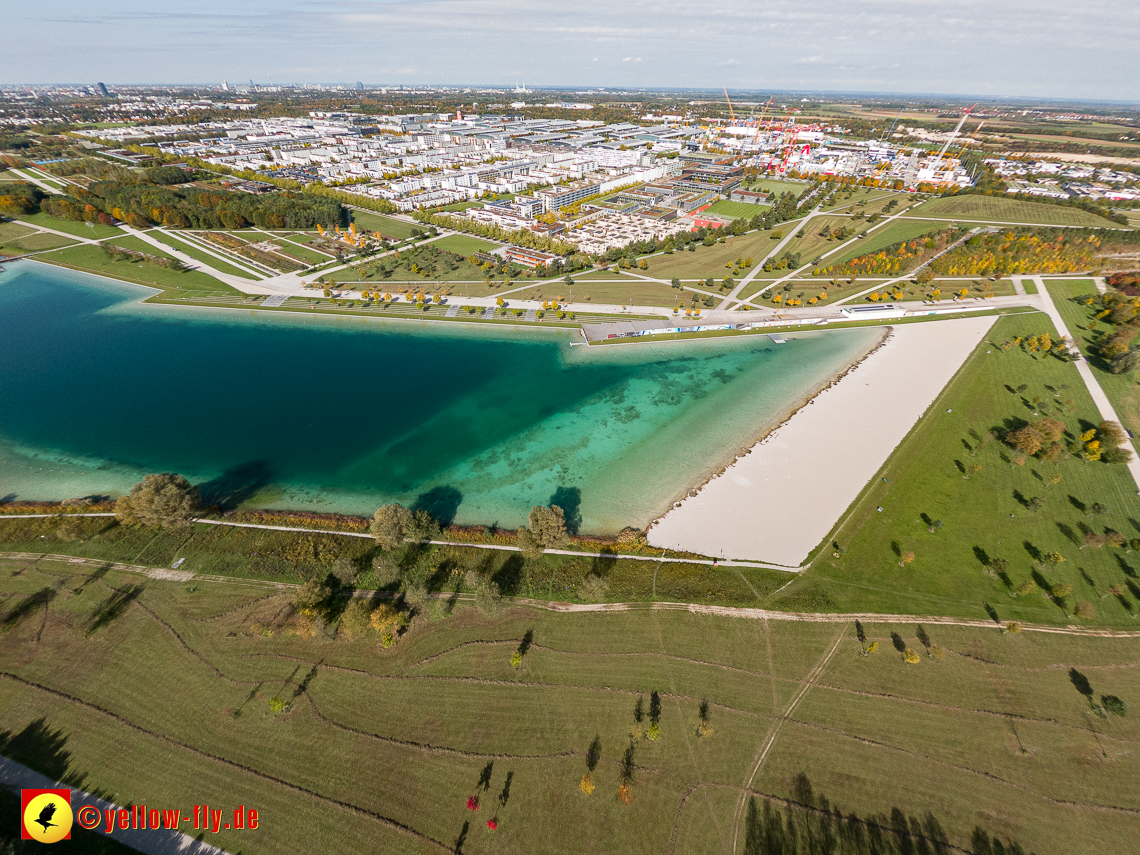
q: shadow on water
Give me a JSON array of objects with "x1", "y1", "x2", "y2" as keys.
[
  {"x1": 412, "y1": 486, "x2": 463, "y2": 527},
  {"x1": 197, "y1": 460, "x2": 274, "y2": 511},
  {"x1": 742, "y1": 773, "x2": 1032, "y2": 855},
  {"x1": 549, "y1": 486, "x2": 582, "y2": 534}
]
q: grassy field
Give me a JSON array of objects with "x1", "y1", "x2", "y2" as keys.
[
  {"x1": 37, "y1": 244, "x2": 241, "y2": 294},
  {"x1": 14, "y1": 211, "x2": 123, "y2": 239},
  {"x1": 641, "y1": 226, "x2": 807, "y2": 282},
  {"x1": 432, "y1": 235, "x2": 500, "y2": 255},
  {"x1": 0, "y1": 227, "x2": 77, "y2": 255},
  {"x1": 566, "y1": 277, "x2": 684, "y2": 308},
  {"x1": 348, "y1": 210, "x2": 420, "y2": 240},
  {"x1": 789, "y1": 312, "x2": 1140, "y2": 627},
  {"x1": 747, "y1": 179, "x2": 812, "y2": 199},
  {"x1": 270, "y1": 237, "x2": 335, "y2": 264},
  {"x1": 775, "y1": 215, "x2": 860, "y2": 266},
  {"x1": 908, "y1": 196, "x2": 1120, "y2": 228},
  {"x1": 704, "y1": 200, "x2": 769, "y2": 219},
  {"x1": 1043, "y1": 279, "x2": 1140, "y2": 454},
  {"x1": 0, "y1": 553, "x2": 1135, "y2": 855}
]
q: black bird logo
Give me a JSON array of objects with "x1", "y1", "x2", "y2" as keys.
[{"x1": 34, "y1": 801, "x2": 58, "y2": 834}]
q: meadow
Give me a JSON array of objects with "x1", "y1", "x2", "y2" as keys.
[
  {"x1": 0, "y1": 553, "x2": 1134, "y2": 855},
  {"x1": 791, "y1": 312, "x2": 1140, "y2": 627},
  {"x1": 908, "y1": 196, "x2": 1118, "y2": 228}
]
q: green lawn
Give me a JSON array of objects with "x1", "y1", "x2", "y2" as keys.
[
  {"x1": 431, "y1": 235, "x2": 500, "y2": 255},
  {"x1": 147, "y1": 232, "x2": 261, "y2": 280},
  {"x1": 1044, "y1": 279, "x2": 1140, "y2": 454},
  {"x1": 270, "y1": 238, "x2": 334, "y2": 265},
  {"x1": 795, "y1": 312, "x2": 1140, "y2": 627},
  {"x1": 704, "y1": 200, "x2": 769, "y2": 219},
  {"x1": 909, "y1": 196, "x2": 1120, "y2": 228},
  {"x1": 14, "y1": 211, "x2": 123, "y2": 239},
  {"x1": 0, "y1": 229, "x2": 77, "y2": 255},
  {"x1": 37, "y1": 244, "x2": 241, "y2": 294},
  {"x1": 348, "y1": 210, "x2": 420, "y2": 240},
  {"x1": 0, "y1": 550, "x2": 1134, "y2": 855},
  {"x1": 747, "y1": 179, "x2": 812, "y2": 199}
]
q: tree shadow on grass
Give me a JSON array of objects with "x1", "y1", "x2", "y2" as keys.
[
  {"x1": 493, "y1": 554, "x2": 525, "y2": 595},
  {"x1": 0, "y1": 718, "x2": 112, "y2": 798},
  {"x1": 85, "y1": 584, "x2": 144, "y2": 636},
  {"x1": 2, "y1": 587, "x2": 56, "y2": 632},
  {"x1": 1057, "y1": 522, "x2": 1081, "y2": 546}
]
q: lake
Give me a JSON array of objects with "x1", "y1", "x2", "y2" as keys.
[{"x1": 0, "y1": 262, "x2": 881, "y2": 533}]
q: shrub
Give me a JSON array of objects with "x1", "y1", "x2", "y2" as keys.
[
  {"x1": 474, "y1": 580, "x2": 503, "y2": 617},
  {"x1": 267, "y1": 697, "x2": 290, "y2": 713},
  {"x1": 372, "y1": 553, "x2": 401, "y2": 586},
  {"x1": 579, "y1": 773, "x2": 595, "y2": 796},
  {"x1": 903, "y1": 649, "x2": 921, "y2": 664},
  {"x1": 293, "y1": 577, "x2": 331, "y2": 613},
  {"x1": 510, "y1": 650, "x2": 523, "y2": 669},
  {"x1": 338, "y1": 599, "x2": 374, "y2": 640},
  {"x1": 1074, "y1": 601, "x2": 1096, "y2": 620},
  {"x1": 578, "y1": 574, "x2": 610, "y2": 602},
  {"x1": 1102, "y1": 695, "x2": 1128, "y2": 717},
  {"x1": 370, "y1": 604, "x2": 406, "y2": 647}
]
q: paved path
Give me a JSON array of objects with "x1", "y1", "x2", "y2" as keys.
[
  {"x1": 0, "y1": 756, "x2": 228, "y2": 855},
  {"x1": 118, "y1": 226, "x2": 275, "y2": 294},
  {"x1": 1029, "y1": 275, "x2": 1140, "y2": 492},
  {"x1": 8, "y1": 167, "x2": 64, "y2": 195}
]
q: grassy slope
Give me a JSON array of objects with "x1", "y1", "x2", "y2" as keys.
[
  {"x1": 38, "y1": 244, "x2": 240, "y2": 294},
  {"x1": 794, "y1": 312, "x2": 1140, "y2": 626},
  {"x1": 0, "y1": 559, "x2": 1134, "y2": 855},
  {"x1": 15, "y1": 211, "x2": 123, "y2": 238},
  {"x1": 1044, "y1": 279, "x2": 1140, "y2": 452},
  {"x1": 704, "y1": 200, "x2": 769, "y2": 219},
  {"x1": 642, "y1": 228, "x2": 803, "y2": 281},
  {"x1": 909, "y1": 196, "x2": 1118, "y2": 228},
  {"x1": 348, "y1": 210, "x2": 419, "y2": 240}
]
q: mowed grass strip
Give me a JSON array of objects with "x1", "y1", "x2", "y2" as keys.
[
  {"x1": 348, "y1": 209, "x2": 420, "y2": 239},
  {"x1": 35, "y1": 244, "x2": 242, "y2": 293},
  {"x1": 797, "y1": 312, "x2": 1140, "y2": 626}
]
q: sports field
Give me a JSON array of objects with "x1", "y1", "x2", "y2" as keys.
[
  {"x1": 908, "y1": 196, "x2": 1119, "y2": 228},
  {"x1": 0, "y1": 553, "x2": 1134, "y2": 855}
]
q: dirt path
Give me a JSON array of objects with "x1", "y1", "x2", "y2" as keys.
[{"x1": 5, "y1": 552, "x2": 1140, "y2": 638}]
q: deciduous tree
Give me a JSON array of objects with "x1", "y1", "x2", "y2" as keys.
[{"x1": 114, "y1": 473, "x2": 199, "y2": 529}]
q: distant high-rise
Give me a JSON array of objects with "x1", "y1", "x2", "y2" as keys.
[
  {"x1": 222, "y1": 80, "x2": 229, "y2": 91},
  {"x1": 356, "y1": 81, "x2": 364, "y2": 90},
  {"x1": 96, "y1": 82, "x2": 109, "y2": 97}
]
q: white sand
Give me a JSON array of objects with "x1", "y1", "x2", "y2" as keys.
[{"x1": 647, "y1": 316, "x2": 997, "y2": 565}]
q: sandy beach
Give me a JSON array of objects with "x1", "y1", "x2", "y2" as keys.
[{"x1": 647, "y1": 315, "x2": 997, "y2": 566}]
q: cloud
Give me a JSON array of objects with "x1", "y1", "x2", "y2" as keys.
[{"x1": 5, "y1": 0, "x2": 1139, "y2": 99}]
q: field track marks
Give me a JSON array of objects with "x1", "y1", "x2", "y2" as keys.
[
  {"x1": 811, "y1": 681, "x2": 1134, "y2": 743},
  {"x1": 729, "y1": 626, "x2": 846, "y2": 855},
  {"x1": 786, "y1": 718, "x2": 1140, "y2": 815},
  {"x1": 93, "y1": 578, "x2": 244, "y2": 687},
  {"x1": 189, "y1": 593, "x2": 283, "y2": 623},
  {"x1": 239, "y1": 652, "x2": 762, "y2": 716},
  {"x1": 412, "y1": 639, "x2": 771, "y2": 680},
  {"x1": 0, "y1": 671, "x2": 454, "y2": 852},
  {"x1": 652, "y1": 611, "x2": 726, "y2": 853}
]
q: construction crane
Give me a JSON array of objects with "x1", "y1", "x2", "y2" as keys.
[
  {"x1": 935, "y1": 104, "x2": 977, "y2": 160},
  {"x1": 750, "y1": 97, "x2": 775, "y2": 148},
  {"x1": 723, "y1": 86, "x2": 736, "y2": 123},
  {"x1": 880, "y1": 108, "x2": 903, "y2": 142}
]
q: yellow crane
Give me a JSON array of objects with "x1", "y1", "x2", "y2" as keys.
[
  {"x1": 750, "y1": 97, "x2": 775, "y2": 148},
  {"x1": 723, "y1": 86, "x2": 735, "y2": 123}
]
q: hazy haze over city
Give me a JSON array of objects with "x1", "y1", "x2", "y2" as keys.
[{"x1": 4, "y1": 0, "x2": 1138, "y2": 100}]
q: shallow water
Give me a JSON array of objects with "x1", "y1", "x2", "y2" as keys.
[{"x1": 0, "y1": 262, "x2": 880, "y2": 532}]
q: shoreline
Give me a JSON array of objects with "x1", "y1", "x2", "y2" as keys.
[
  {"x1": 651, "y1": 326, "x2": 892, "y2": 519},
  {"x1": 646, "y1": 315, "x2": 998, "y2": 565}
]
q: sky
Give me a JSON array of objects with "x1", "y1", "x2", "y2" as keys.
[{"x1": 4, "y1": 0, "x2": 1138, "y2": 101}]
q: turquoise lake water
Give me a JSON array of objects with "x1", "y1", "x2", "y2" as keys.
[{"x1": 0, "y1": 262, "x2": 881, "y2": 532}]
